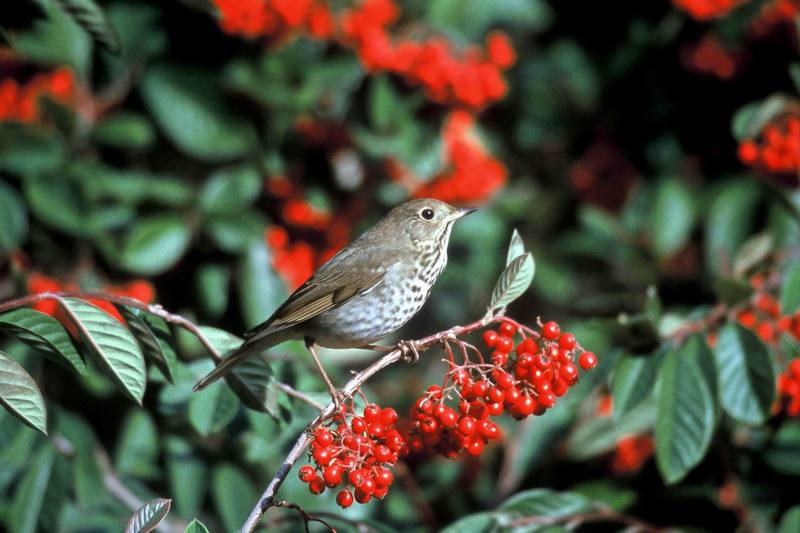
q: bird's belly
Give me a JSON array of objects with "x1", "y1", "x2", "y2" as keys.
[{"x1": 307, "y1": 279, "x2": 431, "y2": 348}]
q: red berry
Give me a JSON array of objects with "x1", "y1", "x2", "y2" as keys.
[
  {"x1": 351, "y1": 417, "x2": 366, "y2": 433},
  {"x1": 579, "y1": 351, "x2": 597, "y2": 370},
  {"x1": 539, "y1": 391, "x2": 556, "y2": 408},
  {"x1": 363, "y1": 404, "x2": 381, "y2": 423},
  {"x1": 488, "y1": 387, "x2": 505, "y2": 403},
  {"x1": 337, "y1": 489, "x2": 354, "y2": 508},
  {"x1": 483, "y1": 330, "x2": 499, "y2": 347},
  {"x1": 499, "y1": 321, "x2": 517, "y2": 337},
  {"x1": 487, "y1": 401, "x2": 504, "y2": 416},
  {"x1": 479, "y1": 420, "x2": 500, "y2": 439},
  {"x1": 558, "y1": 333, "x2": 577, "y2": 350},
  {"x1": 491, "y1": 350, "x2": 508, "y2": 366},
  {"x1": 458, "y1": 416, "x2": 476, "y2": 435},
  {"x1": 380, "y1": 407, "x2": 398, "y2": 426},
  {"x1": 348, "y1": 469, "x2": 364, "y2": 486},
  {"x1": 559, "y1": 363, "x2": 579, "y2": 383},
  {"x1": 516, "y1": 337, "x2": 538, "y2": 355},
  {"x1": 323, "y1": 465, "x2": 343, "y2": 486},
  {"x1": 496, "y1": 336, "x2": 514, "y2": 353},
  {"x1": 517, "y1": 395, "x2": 536, "y2": 416},
  {"x1": 355, "y1": 488, "x2": 372, "y2": 504},
  {"x1": 466, "y1": 437, "x2": 485, "y2": 456},
  {"x1": 314, "y1": 428, "x2": 333, "y2": 447},
  {"x1": 494, "y1": 370, "x2": 514, "y2": 390},
  {"x1": 375, "y1": 467, "x2": 393, "y2": 487},
  {"x1": 504, "y1": 386, "x2": 521, "y2": 405},
  {"x1": 471, "y1": 380, "x2": 488, "y2": 397},
  {"x1": 552, "y1": 378, "x2": 568, "y2": 396},
  {"x1": 542, "y1": 321, "x2": 560, "y2": 340},
  {"x1": 438, "y1": 407, "x2": 458, "y2": 427},
  {"x1": 309, "y1": 476, "x2": 326, "y2": 494},
  {"x1": 298, "y1": 465, "x2": 315, "y2": 482},
  {"x1": 313, "y1": 446, "x2": 333, "y2": 466}
]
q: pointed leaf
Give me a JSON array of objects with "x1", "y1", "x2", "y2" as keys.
[
  {"x1": 8, "y1": 446, "x2": 55, "y2": 533},
  {"x1": 0, "y1": 351, "x2": 48, "y2": 435},
  {"x1": 199, "y1": 326, "x2": 282, "y2": 416},
  {"x1": 655, "y1": 337, "x2": 716, "y2": 484},
  {"x1": 183, "y1": 519, "x2": 210, "y2": 533},
  {"x1": 0, "y1": 308, "x2": 85, "y2": 375},
  {"x1": 117, "y1": 306, "x2": 177, "y2": 383},
  {"x1": 211, "y1": 464, "x2": 256, "y2": 532},
  {"x1": 0, "y1": 180, "x2": 28, "y2": 254},
  {"x1": 733, "y1": 232, "x2": 774, "y2": 278},
  {"x1": 57, "y1": 298, "x2": 146, "y2": 403},
  {"x1": 714, "y1": 324, "x2": 775, "y2": 425},
  {"x1": 115, "y1": 410, "x2": 160, "y2": 479},
  {"x1": 781, "y1": 261, "x2": 800, "y2": 315},
  {"x1": 490, "y1": 252, "x2": 535, "y2": 310},
  {"x1": 506, "y1": 228, "x2": 526, "y2": 266},
  {"x1": 611, "y1": 352, "x2": 663, "y2": 420},
  {"x1": 54, "y1": 0, "x2": 121, "y2": 53},
  {"x1": 779, "y1": 506, "x2": 800, "y2": 533},
  {"x1": 499, "y1": 488, "x2": 593, "y2": 518},
  {"x1": 125, "y1": 498, "x2": 172, "y2": 533},
  {"x1": 166, "y1": 437, "x2": 208, "y2": 518},
  {"x1": 119, "y1": 215, "x2": 192, "y2": 276},
  {"x1": 650, "y1": 178, "x2": 695, "y2": 258}
]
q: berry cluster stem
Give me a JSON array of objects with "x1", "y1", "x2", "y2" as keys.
[{"x1": 240, "y1": 314, "x2": 499, "y2": 533}]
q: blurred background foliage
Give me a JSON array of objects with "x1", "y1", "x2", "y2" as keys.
[{"x1": 1, "y1": 0, "x2": 800, "y2": 531}]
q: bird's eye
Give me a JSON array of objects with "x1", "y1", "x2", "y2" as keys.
[{"x1": 420, "y1": 208, "x2": 435, "y2": 220}]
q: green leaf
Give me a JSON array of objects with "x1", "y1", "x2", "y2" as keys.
[
  {"x1": 779, "y1": 506, "x2": 800, "y2": 533},
  {"x1": 566, "y1": 402, "x2": 656, "y2": 460},
  {"x1": 91, "y1": 112, "x2": 155, "y2": 149},
  {"x1": 499, "y1": 488, "x2": 593, "y2": 521},
  {"x1": 119, "y1": 215, "x2": 192, "y2": 275},
  {"x1": 199, "y1": 164, "x2": 261, "y2": 215},
  {"x1": 705, "y1": 180, "x2": 760, "y2": 275},
  {"x1": 204, "y1": 211, "x2": 268, "y2": 253},
  {"x1": 114, "y1": 410, "x2": 159, "y2": 479},
  {"x1": 368, "y1": 75, "x2": 396, "y2": 131},
  {"x1": 196, "y1": 264, "x2": 230, "y2": 318},
  {"x1": 166, "y1": 437, "x2": 208, "y2": 518},
  {"x1": 141, "y1": 64, "x2": 255, "y2": 161},
  {"x1": 183, "y1": 519, "x2": 210, "y2": 533},
  {"x1": 116, "y1": 306, "x2": 177, "y2": 383},
  {"x1": 732, "y1": 232, "x2": 774, "y2": 278},
  {"x1": 490, "y1": 252, "x2": 535, "y2": 310},
  {"x1": 125, "y1": 498, "x2": 171, "y2": 533},
  {"x1": 654, "y1": 337, "x2": 716, "y2": 484},
  {"x1": 650, "y1": 178, "x2": 695, "y2": 258},
  {"x1": 7, "y1": 446, "x2": 55, "y2": 533},
  {"x1": 238, "y1": 240, "x2": 286, "y2": 329},
  {"x1": 0, "y1": 351, "x2": 48, "y2": 435},
  {"x1": 714, "y1": 324, "x2": 775, "y2": 425},
  {"x1": 764, "y1": 421, "x2": 800, "y2": 475},
  {"x1": 0, "y1": 181, "x2": 28, "y2": 253},
  {"x1": 439, "y1": 512, "x2": 504, "y2": 533},
  {"x1": 731, "y1": 95, "x2": 793, "y2": 141},
  {"x1": 57, "y1": 298, "x2": 146, "y2": 403},
  {"x1": 0, "y1": 308, "x2": 85, "y2": 375},
  {"x1": 188, "y1": 379, "x2": 239, "y2": 436},
  {"x1": 782, "y1": 261, "x2": 800, "y2": 315},
  {"x1": 211, "y1": 464, "x2": 256, "y2": 532},
  {"x1": 611, "y1": 352, "x2": 662, "y2": 419},
  {"x1": 0, "y1": 125, "x2": 66, "y2": 176},
  {"x1": 54, "y1": 0, "x2": 120, "y2": 53},
  {"x1": 506, "y1": 228, "x2": 526, "y2": 266},
  {"x1": 6, "y1": 0, "x2": 92, "y2": 77}
]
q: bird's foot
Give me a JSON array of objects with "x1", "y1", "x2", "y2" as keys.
[{"x1": 397, "y1": 339, "x2": 421, "y2": 365}]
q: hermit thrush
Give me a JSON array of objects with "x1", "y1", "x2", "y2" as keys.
[{"x1": 194, "y1": 198, "x2": 475, "y2": 398}]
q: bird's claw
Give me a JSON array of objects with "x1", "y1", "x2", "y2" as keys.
[{"x1": 397, "y1": 339, "x2": 421, "y2": 365}]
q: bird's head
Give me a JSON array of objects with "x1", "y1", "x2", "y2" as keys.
[{"x1": 385, "y1": 198, "x2": 477, "y2": 249}]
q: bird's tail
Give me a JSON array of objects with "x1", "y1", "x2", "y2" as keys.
[{"x1": 193, "y1": 334, "x2": 282, "y2": 391}]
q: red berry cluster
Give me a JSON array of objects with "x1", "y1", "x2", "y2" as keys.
[
  {"x1": 612, "y1": 434, "x2": 655, "y2": 475},
  {"x1": 738, "y1": 115, "x2": 800, "y2": 175},
  {"x1": 672, "y1": 0, "x2": 746, "y2": 20},
  {"x1": 298, "y1": 403, "x2": 405, "y2": 507},
  {"x1": 26, "y1": 272, "x2": 155, "y2": 322},
  {"x1": 0, "y1": 67, "x2": 75, "y2": 123},
  {"x1": 777, "y1": 359, "x2": 800, "y2": 416},
  {"x1": 406, "y1": 110, "x2": 507, "y2": 204},
  {"x1": 681, "y1": 36, "x2": 738, "y2": 80},
  {"x1": 404, "y1": 320, "x2": 597, "y2": 459},
  {"x1": 341, "y1": 0, "x2": 514, "y2": 108},
  {"x1": 214, "y1": 0, "x2": 334, "y2": 40},
  {"x1": 750, "y1": 0, "x2": 800, "y2": 37}
]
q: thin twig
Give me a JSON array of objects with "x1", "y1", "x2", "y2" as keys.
[
  {"x1": 240, "y1": 314, "x2": 496, "y2": 533},
  {"x1": 277, "y1": 382, "x2": 325, "y2": 410},
  {"x1": 273, "y1": 500, "x2": 337, "y2": 533},
  {"x1": 93, "y1": 446, "x2": 186, "y2": 533}
]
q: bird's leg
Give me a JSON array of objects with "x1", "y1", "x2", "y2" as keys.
[
  {"x1": 304, "y1": 338, "x2": 345, "y2": 412},
  {"x1": 396, "y1": 339, "x2": 421, "y2": 365}
]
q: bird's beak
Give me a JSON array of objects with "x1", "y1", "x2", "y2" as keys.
[{"x1": 456, "y1": 207, "x2": 478, "y2": 219}]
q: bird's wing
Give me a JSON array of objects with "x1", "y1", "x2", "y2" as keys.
[{"x1": 242, "y1": 264, "x2": 385, "y2": 344}]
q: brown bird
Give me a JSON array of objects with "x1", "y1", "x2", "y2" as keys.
[{"x1": 193, "y1": 199, "x2": 475, "y2": 403}]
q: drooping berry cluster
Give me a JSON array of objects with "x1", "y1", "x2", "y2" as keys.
[
  {"x1": 738, "y1": 115, "x2": 800, "y2": 175},
  {"x1": 214, "y1": 0, "x2": 334, "y2": 39},
  {"x1": 404, "y1": 320, "x2": 597, "y2": 459},
  {"x1": 298, "y1": 403, "x2": 405, "y2": 507},
  {"x1": 672, "y1": 0, "x2": 747, "y2": 20},
  {"x1": 777, "y1": 359, "x2": 800, "y2": 416},
  {"x1": 387, "y1": 110, "x2": 507, "y2": 205},
  {"x1": 0, "y1": 67, "x2": 75, "y2": 123}
]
